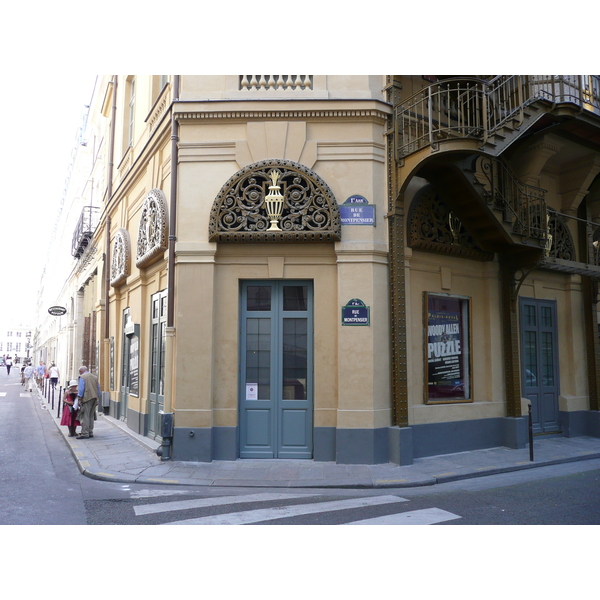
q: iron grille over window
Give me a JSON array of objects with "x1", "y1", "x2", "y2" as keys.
[{"x1": 72, "y1": 206, "x2": 100, "y2": 258}]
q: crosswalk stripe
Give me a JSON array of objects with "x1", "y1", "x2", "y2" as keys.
[
  {"x1": 163, "y1": 495, "x2": 409, "y2": 525},
  {"x1": 346, "y1": 507, "x2": 461, "y2": 525},
  {"x1": 134, "y1": 492, "x2": 317, "y2": 516}
]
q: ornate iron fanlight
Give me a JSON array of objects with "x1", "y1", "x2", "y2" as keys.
[
  {"x1": 407, "y1": 184, "x2": 493, "y2": 261},
  {"x1": 208, "y1": 159, "x2": 341, "y2": 243}
]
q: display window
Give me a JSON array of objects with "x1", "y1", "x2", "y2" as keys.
[{"x1": 424, "y1": 292, "x2": 472, "y2": 403}]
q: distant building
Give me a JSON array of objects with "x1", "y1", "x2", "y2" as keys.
[
  {"x1": 0, "y1": 323, "x2": 33, "y2": 363},
  {"x1": 36, "y1": 75, "x2": 600, "y2": 464}
]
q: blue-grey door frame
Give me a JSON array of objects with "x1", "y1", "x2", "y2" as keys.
[
  {"x1": 239, "y1": 280, "x2": 313, "y2": 458},
  {"x1": 519, "y1": 297, "x2": 560, "y2": 433}
]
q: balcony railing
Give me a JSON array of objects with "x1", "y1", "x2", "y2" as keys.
[
  {"x1": 396, "y1": 75, "x2": 600, "y2": 159},
  {"x1": 475, "y1": 156, "x2": 548, "y2": 243},
  {"x1": 239, "y1": 75, "x2": 313, "y2": 91},
  {"x1": 72, "y1": 206, "x2": 100, "y2": 258}
]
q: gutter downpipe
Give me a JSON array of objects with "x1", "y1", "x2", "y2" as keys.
[
  {"x1": 159, "y1": 75, "x2": 179, "y2": 460},
  {"x1": 103, "y1": 76, "x2": 117, "y2": 408}
]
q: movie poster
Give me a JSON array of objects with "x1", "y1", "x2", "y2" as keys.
[{"x1": 426, "y1": 293, "x2": 471, "y2": 402}]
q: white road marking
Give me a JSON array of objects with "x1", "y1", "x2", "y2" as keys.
[
  {"x1": 162, "y1": 495, "x2": 409, "y2": 525},
  {"x1": 135, "y1": 492, "x2": 320, "y2": 516},
  {"x1": 130, "y1": 489, "x2": 194, "y2": 499},
  {"x1": 346, "y1": 507, "x2": 461, "y2": 525}
]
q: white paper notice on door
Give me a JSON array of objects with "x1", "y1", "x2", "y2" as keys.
[{"x1": 246, "y1": 383, "x2": 258, "y2": 400}]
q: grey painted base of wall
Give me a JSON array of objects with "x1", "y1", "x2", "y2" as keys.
[
  {"x1": 402, "y1": 417, "x2": 529, "y2": 465},
  {"x1": 170, "y1": 427, "x2": 240, "y2": 462},
  {"x1": 560, "y1": 410, "x2": 600, "y2": 437},
  {"x1": 108, "y1": 401, "x2": 148, "y2": 437},
  {"x1": 111, "y1": 409, "x2": 600, "y2": 464},
  {"x1": 168, "y1": 418, "x2": 531, "y2": 464}
]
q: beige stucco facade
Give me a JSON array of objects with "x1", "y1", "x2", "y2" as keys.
[{"x1": 35, "y1": 75, "x2": 600, "y2": 465}]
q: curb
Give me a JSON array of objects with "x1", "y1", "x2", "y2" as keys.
[{"x1": 39, "y1": 389, "x2": 600, "y2": 490}]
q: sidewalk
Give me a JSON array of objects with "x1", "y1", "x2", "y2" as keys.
[{"x1": 39, "y1": 389, "x2": 600, "y2": 489}]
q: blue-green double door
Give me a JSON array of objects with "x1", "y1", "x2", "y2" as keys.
[
  {"x1": 240, "y1": 280, "x2": 313, "y2": 459},
  {"x1": 519, "y1": 298, "x2": 560, "y2": 433}
]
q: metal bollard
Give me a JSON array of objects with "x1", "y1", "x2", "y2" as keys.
[{"x1": 528, "y1": 403, "x2": 534, "y2": 461}]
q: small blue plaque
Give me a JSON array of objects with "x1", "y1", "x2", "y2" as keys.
[
  {"x1": 342, "y1": 298, "x2": 370, "y2": 326},
  {"x1": 340, "y1": 195, "x2": 375, "y2": 225}
]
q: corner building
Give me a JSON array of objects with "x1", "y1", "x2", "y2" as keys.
[
  {"x1": 101, "y1": 75, "x2": 390, "y2": 462},
  {"x1": 74, "y1": 75, "x2": 600, "y2": 464}
]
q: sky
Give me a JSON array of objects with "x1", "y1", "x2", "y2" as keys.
[
  {"x1": 0, "y1": 73, "x2": 97, "y2": 330},
  {"x1": 2, "y1": 75, "x2": 95, "y2": 319}
]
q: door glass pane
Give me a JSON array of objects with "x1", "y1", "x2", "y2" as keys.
[
  {"x1": 524, "y1": 330, "x2": 537, "y2": 386},
  {"x1": 247, "y1": 286, "x2": 271, "y2": 311},
  {"x1": 524, "y1": 304, "x2": 536, "y2": 327},
  {"x1": 151, "y1": 323, "x2": 158, "y2": 393},
  {"x1": 160, "y1": 322, "x2": 166, "y2": 395},
  {"x1": 541, "y1": 331, "x2": 554, "y2": 386},
  {"x1": 283, "y1": 286, "x2": 308, "y2": 311},
  {"x1": 246, "y1": 318, "x2": 271, "y2": 399},
  {"x1": 282, "y1": 318, "x2": 307, "y2": 400},
  {"x1": 540, "y1": 306, "x2": 552, "y2": 327}
]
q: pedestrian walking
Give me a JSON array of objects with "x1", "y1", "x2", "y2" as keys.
[
  {"x1": 5, "y1": 356, "x2": 13, "y2": 375},
  {"x1": 36, "y1": 361, "x2": 46, "y2": 387},
  {"x1": 23, "y1": 363, "x2": 35, "y2": 392},
  {"x1": 60, "y1": 380, "x2": 81, "y2": 437},
  {"x1": 48, "y1": 363, "x2": 60, "y2": 388},
  {"x1": 75, "y1": 366, "x2": 101, "y2": 440}
]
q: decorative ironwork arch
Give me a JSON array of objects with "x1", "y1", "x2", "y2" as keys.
[
  {"x1": 407, "y1": 184, "x2": 493, "y2": 261},
  {"x1": 136, "y1": 189, "x2": 169, "y2": 268},
  {"x1": 547, "y1": 211, "x2": 576, "y2": 261},
  {"x1": 110, "y1": 228, "x2": 131, "y2": 287},
  {"x1": 209, "y1": 159, "x2": 341, "y2": 242}
]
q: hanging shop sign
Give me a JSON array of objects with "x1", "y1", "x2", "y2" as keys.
[
  {"x1": 342, "y1": 298, "x2": 370, "y2": 326},
  {"x1": 339, "y1": 195, "x2": 376, "y2": 226},
  {"x1": 48, "y1": 306, "x2": 67, "y2": 316},
  {"x1": 424, "y1": 292, "x2": 472, "y2": 403}
]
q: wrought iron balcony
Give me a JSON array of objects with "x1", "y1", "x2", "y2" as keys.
[
  {"x1": 395, "y1": 75, "x2": 600, "y2": 159},
  {"x1": 72, "y1": 205, "x2": 100, "y2": 258}
]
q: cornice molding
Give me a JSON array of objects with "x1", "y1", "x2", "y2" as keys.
[{"x1": 176, "y1": 108, "x2": 389, "y2": 123}]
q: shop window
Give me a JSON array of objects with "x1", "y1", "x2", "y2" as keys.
[{"x1": 424, "y1": 292, "x2": 472, "y2": 403}]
